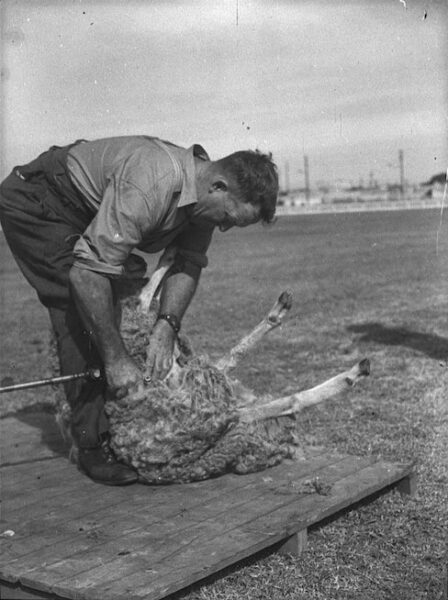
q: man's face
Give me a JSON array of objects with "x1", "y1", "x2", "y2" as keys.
[
  {"x1": 217, "y1": 197, "x2": 261, "y2": 232},
  {"x1": 190, "y1": 182, "x2": 261, "y2": 232}
]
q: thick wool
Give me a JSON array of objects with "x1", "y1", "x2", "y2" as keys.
[{"x1": 55, "y1": 278, "x2": 303, "y2": 483}]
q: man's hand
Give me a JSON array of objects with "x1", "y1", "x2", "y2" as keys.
[
  {"x1": 69, "y1": 267, "x2": 143, "y2": 399},
  {"x1": 146, "y1": 319, "x2": 176, "y2": 381},
  {"x1": 105, "y1": 355, "x2": 143, "y2": 399}
]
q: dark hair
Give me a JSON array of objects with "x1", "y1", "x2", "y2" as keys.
[{"x1": 216, "y1": 150, "x2": 279, "y2": 224}]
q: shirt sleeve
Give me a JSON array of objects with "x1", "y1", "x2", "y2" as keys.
[
  {"x1": 173, "y1": 223, "x2": 215, "y2": 269},
  {"x1": 73, "y1": 175, "x2": 164, "y2": 277}
]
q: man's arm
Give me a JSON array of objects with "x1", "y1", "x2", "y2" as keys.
[
  {"x1": 146, "y1": 222, "x2": 214, "y2": 380},
  {"x1": 146, "y1": 265, "x2": 201, "y2": 379},
  {"x1": 69, "y1": 266, "x2": 143, "y2": 397}
]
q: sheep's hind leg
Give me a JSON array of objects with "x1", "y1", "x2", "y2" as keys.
[
  {"x1": 215, "y1": 290, "x2": 293, "y2": 372},
  {"x1": 238, "y1": 359, "x2": 370, "y2": 421}
]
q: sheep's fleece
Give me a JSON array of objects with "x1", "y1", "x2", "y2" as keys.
[{"x1": 56, "y1": 278, "x2": 302, "y2": 484}]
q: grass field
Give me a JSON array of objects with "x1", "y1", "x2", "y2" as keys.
[{"x1": 1, "y1": 209, "x2": 448, "y2": 599}]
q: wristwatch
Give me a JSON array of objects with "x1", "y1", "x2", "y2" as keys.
[{"x1": 157, "y1": 313, "x2": 181, "y2": 335}]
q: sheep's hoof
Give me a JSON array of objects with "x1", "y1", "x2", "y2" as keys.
[{"x1": 359, "y1": 358, "x2": 370, "y2": 376}]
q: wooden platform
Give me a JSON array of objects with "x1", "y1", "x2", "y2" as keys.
[{"x1": 0, "y1": 411, "x2": 415, "y2": 600}]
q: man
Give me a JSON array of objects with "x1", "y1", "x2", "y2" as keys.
[{"x1": 0, "y1": 135, "x2": 278, "y2": 485}]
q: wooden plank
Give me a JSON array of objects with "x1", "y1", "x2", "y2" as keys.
[
  {"x1": 1, "y1": 465, "x2": 257, "y2": 557},
  {"x1": 6, "y1": 458, "x2": 413, "y2": 600},
  {"x1": 103, "y1": 460, "x2": 413, "y2": 600},
  {"x1": 0, "y1": 473, "x2": 255, "y2": 577},
  {"x1": 0, "y1": 413, "x2": 415, "y2": 600},
  {"x1": 1, "y1": 481, "x2": 230, "y2": 570},
  {"x1": 277, "y1": 529, "x2": 308, "y2": 556},
  {"x1": 396, "y1": 472, "x2": 417, "y2": 496},
  {"x1": 241, "y1": 461, "x2": 415, "y2": 539},
  {"x1": 2, "y1": 460, "x2": 77, "y2": 507},
  {"x1": 0, "y1": 581, "x2": 58, "y2": 599},
  {"x1": 42, "y1": 456, "x2": 376, "y2": 600},
  {"x1": 1, "y1": 446, "x2": 328, "y2": 512},
  {"x1": 0, "y1": 412, "x2": 59, "y2": 442},
  {"x1": 2, "y1": 463, "x2": 88, "y2": 514},
  {"x1": 1, "y1": 452, "x2": 339, "y2": 586},
  {"x1": 0, "y1": 436, "x2": 64, "y2": 467},
  {"x1": 1, "y1": 450, "x2": 333, "y2": 557},
  {"x1": 1, "y1": 454, "x2": 343, "y2": 591},
  {"x1": 1, "y1": 414, "x2": 67, "y2": 467},
  {"x1": 1, "y1": 484, "x2": 175, "y2": 570},
  {"x1": 3, "y1": 468, "x2": 119, "y2": 519},
  {"x1": 84, "y1": 460, "x2": 414, "y2": 600},
  {"x1": 2, "y1": 457, "x2": 70, "y2": 486}
]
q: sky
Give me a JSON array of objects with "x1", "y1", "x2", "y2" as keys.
[{"x1": 1, "y1": 0, "x2": 447, "y2": 189}]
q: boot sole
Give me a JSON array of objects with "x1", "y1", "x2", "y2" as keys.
[{"x1": 77, "y1": 465, "x2": 139, "y2": 486}]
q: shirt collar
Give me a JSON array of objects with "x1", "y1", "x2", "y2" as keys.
[{"x1": 177, "y1": 144, "x2": 210, "y2": 208}]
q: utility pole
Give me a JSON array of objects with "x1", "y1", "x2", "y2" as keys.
[
  {"x1": 304, "y1": 154, "x2": 310, "y2": 201},
  {"x1": 399, "y1": 149, "x2": 405, "y2": 198},
  {"x1": 284, "y1": 160, "x2": 290, "y2": 194}
]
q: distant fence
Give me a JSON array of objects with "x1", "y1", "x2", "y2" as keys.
[{"x1": 276, "y1": 197, "x2": 444, "y2": 216}]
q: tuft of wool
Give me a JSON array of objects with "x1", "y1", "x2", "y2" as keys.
[{"x1": 55, "y1": 277, "x2": 304, "y2": 483}]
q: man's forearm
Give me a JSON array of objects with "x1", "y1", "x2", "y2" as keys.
[
  {"x1": 68, "y1": 266, "x2": 127, "y2": 364},
  {"x1": 158, "y1": 268, "x2": 201, "y2": 322},
  {"x1": 144, "y1": 267, "x2": 200, "y2": 379}
]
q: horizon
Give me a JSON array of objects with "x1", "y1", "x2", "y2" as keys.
[{"x1": 1, "y1": 0, "x2": 447, "y2": 188}]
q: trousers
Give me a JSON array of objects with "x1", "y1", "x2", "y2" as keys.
[{"x1": 0, "y1": 143, "x2": 109, "y2": 447}]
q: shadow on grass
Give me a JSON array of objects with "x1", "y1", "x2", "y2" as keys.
[{"x1": 347, "y1": 323, "x2": 448, "y2": 361}]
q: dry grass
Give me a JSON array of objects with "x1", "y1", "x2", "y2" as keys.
[{"x1": 1, "y1": 209, "x2": 447, "y2": 599}]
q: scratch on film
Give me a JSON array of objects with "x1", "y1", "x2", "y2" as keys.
[{"x1": 435, "y1": 168, "x2": 448, "y2": 256}]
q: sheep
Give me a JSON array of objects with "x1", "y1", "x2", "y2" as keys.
[{"x1": 55, "y1": 248, "x2": 370, "y2": 484}]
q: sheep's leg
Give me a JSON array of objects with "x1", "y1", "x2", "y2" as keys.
[
  {"x1": 215, "y1": 290, "x2": 293, "y2": 372},
  {"x1": 138, "y1": 245, "x2": 177, "y2": 313},
  {"x1": 238, "y1": 359, "x2": 370, "y2": 421}
]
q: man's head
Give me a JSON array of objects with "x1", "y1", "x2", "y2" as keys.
[{"x1": 192, "y1": 150, "x2": 279, "y2": 232}]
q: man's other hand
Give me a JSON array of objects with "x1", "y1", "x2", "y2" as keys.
[
  {"x1": 105, "y1": 355, "x2": 143, "y2": 399},
  {"x1": 146, "y1": 319, "x2": 176, "y2": 381}
]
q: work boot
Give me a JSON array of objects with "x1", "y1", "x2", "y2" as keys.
[{"x1": 78, "y1": 433, "x2": 138, "y2": 486}]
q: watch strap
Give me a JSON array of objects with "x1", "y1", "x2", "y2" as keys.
[{"x1": 158, "y1": 313, "x2": 181, "y2": 335}]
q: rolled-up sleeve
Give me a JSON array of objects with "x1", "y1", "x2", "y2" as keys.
[
  {"x1": 73, "y1": 175, "x2": 162, "y2": 277},
  {"x1": 173, "y1": 223, "x2": 214, "y2": 269}
]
